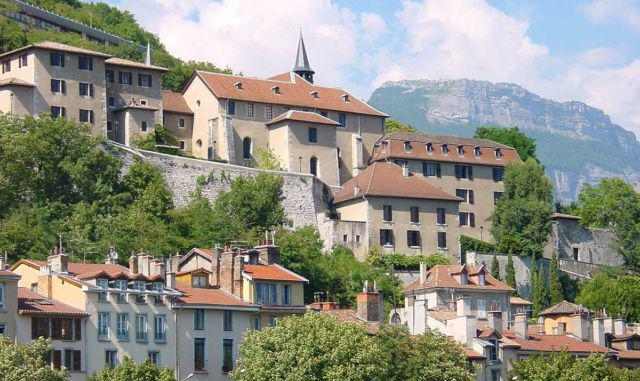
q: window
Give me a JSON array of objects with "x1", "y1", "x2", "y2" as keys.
[
  {"x1": 457, "y1": 145, "x2": 464, "y2": 155},
  {"x1": 460, "y1": 272, "x2": 468, "y2": 285},
  {"x1": 52, "y1": 349, "x2": 62, "y2": 369},
  {"x1": 194, "y1": 309, "x2": 205, "y2": 330},
  {"x1": 455, "y1": 189, "x2": 474, "y2": 204},
  {"x1": 50, "y1": 106, "x2": 66, "y2": 118},
  {"x1": 493, "y1": 191, "x2": 503, "y2": 205},
  {"x1": 19, "y1": 54, "x2": 27, "y2": 68},
  {"x1": 265, "y1": 105, "x2": 273, "y2": 119},
  {"x1": 441, "y1": 144, "x2": 449, "y2": 154},
  {"x1": 79, "y1": 109, "x2": 94, "y2": 124},
  {"x1": 179, "y1": 118, "x2": 185, "y2": 128},
  {"x1": 79, "y1": 82, "x2": 94, "y2": 97},
  {"x1": 105, "y1": 350, "x2": 117, "y2": 368},
  {"x1": 32, "y1": 317, "x2": 50, "y2": 339},
  {"x1": 437, "y1": 208, "x2": 446, "y2": 225},
  {"x1": 629, "y1": 340, "x2": 640, "y2": 350},
  {"x1": 308, "y1": 127, "x2": 317, "y2": 143},
  {"x1": 494, "y1": 148, "x2": 502, "y2": 159},
  {"x1": 136, "y1": 281, "x2": 149, "y2": 301},
  {"x1": 138, "y1": 74, "x2": 152, "y2": 87},
  {"x1": 222, "y1": 339, "x2": 234, "y2": 372},
  {"x1": 477, "y1": 299, "x2": 487, "y2": 318},
  {"x1": 460, "y1": 212, "x2": 475, "y2": 226},
  {"x1": 108, "y1": 97, "x2": 115, "y2": 107},
  {"x1": 97, "y1": 312, "x2": 109, "y2": 340},
  {"x1": 320, "y1": 111, "x2": 328, "y2": 117},
  {"x1": 0, "y1": 323, "x2": 5, "y2": 335},
  {"x1": 282, "y1": 284, "x2": 291, "y2": 306},
  {"x1": 437, "y1": 232, "x2": 447, "y2": 249},
  {"x1": 194, "y1": 338, "x2": 206, "y2": 372},
  {"x1": 488, "y1": 338, "x2": 498, "y2": 361},
  {"x1": 179, "y1": 140, "x2": 186, "y2": 151},
  {"x1": 410, "y1": 206, "x2": 419, "y2": 223},
  {"x1": 223, "y1": 310, "x2": 233, "y2": 331},
  {"x1": 227, "y1": 99, "x2": 235, "y2": 115},
  {"x1": 573, "y1": 247, "x2": 579, "y2": 261},
  {"x1": 342, "y1": 234, "x2": 348, "y2": 243},
  {"x1": 105, "y1": 70, "x2": 114, "y2": 83},
  {"x1": 154, "y1": 315, "x2": 166, "y2": 342},
  {"x1": 491, "y1": 369, "x2": 501, "y2": 381},
  {"x1": 255, "y1": 283, "x2": 278, "y2": 305},
  {"x1": 116, "y1": 313, "x2": 129, "y2": 340},
  {"x1": 492, "y1": 167, "x2": 505, "y2": 182},
  {"x1": 404, "y1": 141, "x2": 412, "y2": 151},
  {"x1": 50, "y1": 79, "x2": 66, "y2": 94},
  {"x1": 382, "y1": 204, "x2": 393, "y2": 222},
  {"x1": 422, "y1": 162, "x2": 441, "y2": 177},
  {"x1": 50, "y1": 52, "x2": 65, "y2": 67},
  {"x1": 269, "y1": 316, "x2": 277, "y2": 326},
  {"x1": 407, "y1": 230, "x2": 421, "y2": 247},
  {"x1": 246, "y1": 102, "x2": 254, "y2": 117},
  {"x1": 1, "y1": 59, "x2": 9, "y2": 73},
  {"x1": 309, "y1": 157, "x2": 318, "y2": 176},
  {"x1": 148, "y1": 351, "x2": 160, "y2": 367},
  {"x1": 380, "y1": 229, "x2": 394, "y2": 246},
  {"x1": 478, "y1": 273, "x2": 486, "y2": 286},
  {"x1": 242, "y1": 137, "x2": 252, "y2": 159},
  {"x1": 338, "y1": 113, "x2": 347, "y2": 127},
  {"x1": 355, "y1": 234, "x2": 361, "y2": 243},
  {"x1": 141, "y1": 121, "x2": 148, "y2": 132},
  {"x1": 96, "y1": 278, "x2": 108, "y2": 302},
  {"x1": 64, "y1": 349, "x2": 81, "y2": 372},
  {"x1": 135, "y1": 314, "x2": 148, "y2": 342},
  {"x1": 74, "y1": 318, "x2": 82, "y2": 341},
  {"x1": 426, "y1": 143, "x2": 434, "y2": 153},
  {"x1": 454, "y1": 165, "x2": 473, "y2": 179},
  {"x1": 118, "y1": 71, "x2": 132, "y2": 85},
  {"x1": 394, "y1": 159, "x2": 408, "y2": 167},
  {"x1": 115, "y1": 279, "x2": 127, "y2": 303},
  {"x1": 192, "y1": 275, "x2": 207, "y2": 288},
  {"x1": 78, "y1": 56, "x2": 93, "y2": 70},
  {"x1": 272, "y1": 86, "x2": 281, "y2": 94},
  {"x1": 474, "y1": 146, "x2": 481, "y2": 157},
  {"x1": 253, "y1": 315, "x2": 261, "y2": 330}
]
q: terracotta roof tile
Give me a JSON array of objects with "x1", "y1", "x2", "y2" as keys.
[
  {"x1": 20, "y1": 259, "x2": 129, "y2": 278},
  {"x1": 195, "y1": 71, "x2": 386, "y2": 117},
  {"x1": 163, "y1": 90, "x2": 193, "y2": 114},
  {"x1": 0, "y1": 270, "x2": 20, "y2": 279},
  {"x1": 428, "y1": 310, "x2": 457, "y2": 321},
  {"x1": 510, "y1": 296, "x2": 533, "y2": 305},
  {"x1": 105, "y1": 57, "x2": 168, "y2": 71},
  {"x1": 466, "y1": 348, "x2": 486, "y2": 360},
  {"x1": 502, "y1": 330, "x2": 611, "y2": 353},
  {"x1": 539, "y1": 301, "x2": 589, "y2": 316},
  {"x1": 404, "y1": 264, "x2": 514, "y2": 292},
  {"x1": 243, "y1": 264, "x2": 307, "y2": 282},
  {"x1": 18, "y1": 288, "x2": 89, "y2": 317},
  {"x1": 333, "y1": 162, "x2": 462, "y2": 204},
  {"x1": 479, "y1": 328, "x2": 496, "y2": 339},
  {"x1": 371, "y1": 131, "x2": 522, "y2": 167},
  {"x1": 317, "y1": 308, "x2": 381, "y2": 333},
  {"x1": 174, "y1": 285, "x2": 254, "y2": 308},
  {"x1": 267, "y1": 110, "x2": 341, "y2": 126},
  {"x1": 616, "y1": 350, "x2": 640, "y2": 360}
]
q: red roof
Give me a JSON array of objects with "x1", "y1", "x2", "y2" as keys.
[
  {"x1": 616, "y1": 350, "x2": 640, "y2": 360},
  {"x1": 0, "y1": 270, "x2": 20, "y2": 279},
  {"x1": 11, "y1": 259, "x2": 165, "y2": 282},
  {"x1": 194, "y1": 71, "x2": 386, "y2": 117},
  {"x1": 18, "y1": 288, "x2": 89, "y2": 317},
  {"x1": 502, "y1": 330, "x2": 611, "y2": 353},
  {"x1": 266, "y1": 110, "x2": 341, "y2": 126},
  {"x1": 174, "y1": 285, "x2": 254, "y2": 308},
  {"x1": 163, "y1": 90, "x2": 193, "y2": 114},
  {"x1": 243, "y1": 264, "x2": 307, "y2": 282},
  {"x1": 371, "y1": 131, "x2": 522, "y2": 167},
  {"x1": 316, "y1": 308, "x2": 381, "y2": 333},
  {"x1": 510, "y1": 296, "x2": 533, "y2": 305},
  {"x1": 466, "y1": 348, "x2": 486, "y2": 360},
  {"x1": 404, "y1": 264, "x2": 514, "y2": 292},
  {"x1": 333, "y1": 162, "x2": 462, "y2": 204}
]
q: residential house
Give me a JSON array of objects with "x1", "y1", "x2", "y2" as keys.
[
  {"x1": 331, "y1": 162, "x2": 462, "y2": 261},
  {"x1": 370, "y1": 131, "x2": 522, "y2": 243},
  {"x1": 162, "y1": 90, "x2": 194, "y2": 152}
]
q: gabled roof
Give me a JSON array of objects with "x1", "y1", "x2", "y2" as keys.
[
  {"x1": 0, "y1": 41, "x2": 111, "y2": 59},
  {"x1": 243, "y1": 263, "x2": 308, "y2": 283},
  {"x1": 404, "y1": 264, "x2": 514, "y2": 292},
  {"x1": 174, "y1": 284, "x2": 256, "y2": 309},
  {"x1": 163, "y1": 90, "x2": 193, "y2": 114},
  {"x1": 333, "y1": 162, "x2": 461, "y2": 204},
  {"x1": 105, "y1": 57, "x2": 168, "y2": 72},
  {"x1": 266, "y1": 110, "x2": 341, "y2": 126},
  {"x1": 539, "y1": 301, "x2": 589, "y2": 317},
  {"x1": 371, "y1": 131, "x2": 522, "y2": 167},
  {"x1": 12, "y1": 259, "x2": 129, "y2": 277},
  {"x1": 18, "y1": 287, "x2": 89, "y2": 317},
  {"x1": 510, "y1": 296, "x2": 533, "y2": 305},
  {"x1": 501, "y1": 329, "x2": 611, "y2": 354},
  {"x1": 192, "y1": 70, "x2": 386, "y2": 117}
]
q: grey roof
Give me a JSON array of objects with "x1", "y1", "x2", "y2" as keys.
[
  {"x1": 382, "y1": 131, "x2": 515, "y2": 150},
  {"x1": 293, "y1": 32, "x2": 314, "y2": 74},
  {"x1": 539, "y1": 300, "x2": 589, "y2": 316}
]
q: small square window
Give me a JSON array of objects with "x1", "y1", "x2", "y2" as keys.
[
  {"x1": 308, "y1": 127, "x2": 317, "y2": 143},
  {"x1": 179, "y1": 118, "x2": 185, "y2": 128},
  {"x1": 179, "y1": 140, "x2": 186, "y2": 151},
  {"x1": 141, "y1": 121, "x2": 148, "y2": 132},
  {"x1": 342, "y1": 234, "x2": 348, "y2": 243}
]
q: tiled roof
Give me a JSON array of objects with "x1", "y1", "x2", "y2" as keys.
[
  {"x1": 0, "y1": 78, "x2": 35, "y2": 87},
  {"x1": 163, "y1": 90, "x2": 193, "y2": 114},
  {"x1": 333, "y1": 162, "x2": 462, "y2": 204},
  {"x1": 510, "y1": 296, "x2": 533, "y2": 305},
  {"x1": 616, "y1": 350, "x2": 640, "y2": 360},
  {"x1": 105, "y1": 57, "x2": 168, "y2": 71},
  {"x1": 539, "y1": 301, "x2": 589, "y2": 316},
  {"x1": 174, "y1": 285, "x2": 255, "y2": 308},
  {"x1": 18, "y1": 288, "x2": 89, "y2": 317},
  {"x1": 502, "y1": 330, "x2": 611, "y2": 353},
  {"x1": 266, "y1": 110, "x2": 341, "y2": 126},
  {"x1": 479, "y1": 328, "x2": 496, "y2": 339},
  {"x1": 466, "y1": 348, "x2": 486, "y2": 360},
  {"x1": 371, "y1": 131, "x2": 522, "y2": 167},
  {"x1": 404, "y1": 264, "x2": 514, "y2": 292},
  {"x1": 15, "y1": 259, "x2": 129, "y2": 277},
  {"x1": 428, "y1": 310, "x2": 457, "y2": 321},
  {"x1": 0, "y1": 270, "x2": 20, "y2": 279},
  {"x1": 0, "y1": 41, "x2": 111, "y2": 59},
  {"x1": 317, "y1": 308, "x2": 381, "y2": 333},
  {"x1": 243, "y1": 263, "x2": 307, "y2": 282},
  {"x1": 176, "y1": 268, "x2": 212, "y2": 276},
  {"x1": 194, "y1": 70, "x2": 386, "y2": 117}
]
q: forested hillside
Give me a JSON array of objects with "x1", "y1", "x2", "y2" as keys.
[{"x1": 0, "y1": 0, "x2": 230, "y2": 91}]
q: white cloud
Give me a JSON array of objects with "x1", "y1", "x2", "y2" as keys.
[
  {"x1": 582, "y1": 0, "x2": 640, "y2": 30},
  {"x1": 360, "y1": 12, "x2": 387, "y2": 42}
]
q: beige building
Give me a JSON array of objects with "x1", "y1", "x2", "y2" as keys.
[
  {"x1": 332, "y1": 161, "x2": 462, "y2": 261},
  {"x1": 370, "y1": 131, "x2": 522, "y2": 243},
  {"x1": 172, "y1": 34, "x2": 386, "y2": 185},
  {"x1": 162, "y1": 90, "x2": 194, "y2": 152},
  {"x1": 0, "y1": 269, "x2": 20, "y2": 339}
]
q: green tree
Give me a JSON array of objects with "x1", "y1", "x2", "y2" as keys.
[
  {"x1": 169, "y1": 189, "x2": 218, "y2": 250},
  {"x1": 491, "y1": 158, "x2": 553, "y2": 256},
  {"x1": 89, "y1": 357, "x2": 174, "y2": 381},
  {"x1": 549, "y1": 251, "x2": 564, "y2": 305},
  {"x1": 403, "y1": 329, "x2": 475, "y2": 381},
  {"x1": 576, "y1": 268, "x2": 640, "y2": 322},
  {"x1": 491, "y1": 253, "x2": 501, "y2": 280},
  {"x1": 0, "y1": 337, "x2": 68, "y2": 381},
  {"x1": 384, "y1": 118, "x2": 416, "y2": 133},
  {"x1": 231, "y1": 313, "x2": 388, "y2": 381},
  {"x1": 506, "y1": 251, "x2": 517, "y2": 292},
  {"x1": 474, "y1": 126, "x2": 537, "y2": 162},
  {"x1": 253, "y1": 146, "x2": 284, "y2": 171}
]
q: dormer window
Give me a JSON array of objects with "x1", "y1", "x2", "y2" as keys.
[
  {"x1": 426, "y1": 143, "x2": 433, "y2": 153},
  {"x1": 234, "y1": 82, "x2": 243, "y2": 90},
  {"x1": 341, "y1": 94, "x2": 349, "y2": 102},
  {"x1": 478, "y1": 273, "x2": 486, "y2": 286},
  {"x1": 494, "y1": 148, "x2": 502, "y2": 159},
  {"x1": 271, "y1": 86, "x2": 281, "y2": 95},
  {"x1": 460, "y1": 272, "x2": 468, "y2": 285},
  {"x1": 457, "y1": 145, "x2": 464, "y2": 155},
  {"x1": 474, "y1": 147, "x2": 481, "y2": 157},
  {"x1": 404, "y1": 141, "x2": 412, "y2": 151},
  {"x1": 381, "y1": 141, "x2": 389, "y2": 151},
  {"x1": 310, "y1": 91, "x2": 318, "y2": 99},
  {"x1": 441, "y1": 144, "x2": 449, "y2": 155}
]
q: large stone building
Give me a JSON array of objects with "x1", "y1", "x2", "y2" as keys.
[{"x1": 370, "y1": 131, "x2": 522, "y2": 242}]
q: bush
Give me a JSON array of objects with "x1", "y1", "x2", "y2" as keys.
[
  {"x1": 460, "y1": 235, "x2": 496, "y2": 253},
  {"x1": 368, "y1": 249, "x2": 450, "y2": 271}
]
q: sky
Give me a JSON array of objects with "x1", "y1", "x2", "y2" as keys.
[{"x1": 106, "y1": 0, "x2": 640, "y2": 137}]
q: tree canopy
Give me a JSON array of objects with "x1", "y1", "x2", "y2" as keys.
[
  {"x1": 0, "y1": 337, "x2": 67, "y2": 381},
  {"x1": 385, "y1": 118, "x2": 417, "y2": 133},
  {"x1": 89, "y1": 357, "x2": 174, "y2": 381},
  {"x1": 474, "y1": 126, "x2": 537, "y2": 162},
  {"x1": 576, "y1": 268, "x2": 640, "y2": 322}
]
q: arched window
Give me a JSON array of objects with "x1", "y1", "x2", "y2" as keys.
[
  {"x1": 242, "y1": 137, "x2": 252, "y2": 159},
  {"x1": 310, "y1": 157, "x2": 318, "y2": 176},
  {"x1": 390, "y1": 312, "x2": 401, "y2": 325}
]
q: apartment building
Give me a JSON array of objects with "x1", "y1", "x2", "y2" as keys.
[
  {"x1": 0, "y1": 41, "x2": 166, "y2": 145},
  {"x1": 331, "y1": 161, "x2": 462, "y2": 261},
  {"x1": 370, "y1": 131, "x2": 522, "y2": 243},
  {"x1": 173, "y1": 33, "x2": 386, "y2": 185}
]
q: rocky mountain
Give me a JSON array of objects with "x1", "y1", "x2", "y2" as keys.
[{"x1": 368, "y1": 79, "x2": 640, "y2": 201}]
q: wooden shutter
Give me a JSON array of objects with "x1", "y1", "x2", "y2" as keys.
[
  {"x1": 379, "y1": 230, "x2": 385, "y2": 245},
  {"x1": 470, "y1": 213, "x2": 476, "y2": 227},
  {"x1": 74, "y1": 319, "x2": 81, "y2": 341},
  {"x1": 468, "y1": 165, "x2": 474, "y2": 179},
  {"x1": 61, "y1": 80, "x2": 66, "y2": 94},
  {"x1": 73, "y1": 350, "x2": 81, "y2": 371},
  {"x1": 90, "y1": 84, "x2": 94, "y2": 97},
  {"x1": 455, "y1": 165, "x2": 462, "y2": 178},
  {"x1": 407, "y1": 231, "x2": 412, "y2": 246},
  {"x1": 436, "y1": 163, "x2": 441, "y2": 177},
  {"x1": 469, "y1": 190, "x2": 475, "y2": 204},
  {"x1": 53, "y1": 350, "x2": 62, "y2": 369}
]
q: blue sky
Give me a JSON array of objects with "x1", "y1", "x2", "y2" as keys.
[{"x1": 108, "y1": 0, "x2": 640, "y2": 136}]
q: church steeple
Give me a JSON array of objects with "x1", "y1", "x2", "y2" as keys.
[{"x1": 293, "y1": 30, "x2": 314, "y2": 83}]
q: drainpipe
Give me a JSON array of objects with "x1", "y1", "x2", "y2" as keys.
[{"x1": 172, "y1": 298, "x2": 181, "y2": 380}]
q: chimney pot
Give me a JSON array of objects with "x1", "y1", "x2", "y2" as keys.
[{"x1": 513, "y1": 313, "x2": 529, "y2": 339}]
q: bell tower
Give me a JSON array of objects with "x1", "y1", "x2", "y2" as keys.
[{"x1": 293, "y1": 30, "x2": 315, "y2": 83}]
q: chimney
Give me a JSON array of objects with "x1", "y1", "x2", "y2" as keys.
[
  {"x1": 0, "y1": 252, "x2": 7, "y2": 270},
  {"x1": 247, "y1": 250, "x2": 260, "y2": 265},
  {"x1": 165, "y1": 254, "x2": 181, "y2": 290},
  {"x1": 232, "y1": 253, "x2": 244, "y2": 298},
  {"x1": 155, "y1": 261, "x2": 165, "y2": 278},
  {"x1": 487, "y1": 311, "x2": 503, "y2": 334},
  {"x1": 356, "y1": 281, "x2": 384, "y2": 323},
  {"x1": 603, "y1": 317, "x2": 614, "y2": 334},
  {"x1": 37, "y1": 265, "x2": 53, "y2": 299},
  {"x1": 47, "y1": 253, "x2": 68, "y2": 274},
  {"x1": 129, "y1": 254, "x2": 138, "y2": 274},
  {"x1": 149, "y1": 258, "x2": 159, "y2": 276},
  {"x1": 138, "y1": 253, "x2": 151, "y2": 276},
  {"x1": 571, "y1": 314, "x2": 592, "y2": 341},
  {"x1": 513, "y1": 313, "x2": 529, "y2": 339},
  {"x1": 456, "y1": 297, "x2": 472, "y2": 317},
  {"x1": 210, "y1": 246, "x2": 223, "y2": 287},
  {"x1": 402, "y1": 164, "x2": 409, "y2": 177},
  {"x1": 419, "y1": 262, "x2": 427, "y2": 285},
  {"x1": 614, "y1": 318, "x2": 627, "y2": 336},
  {"x1": 592, "y1": 317, "x2": 606, "y2": 346},
  {"x1": 354, "y1": 184, "x2": 360, "y2": 196},
  {"x1": 257, "y1": 244, "x2": 280, "y2": 264},
  {"x1": 220, "y1": 249, "x2": 244, "y2": 296}
]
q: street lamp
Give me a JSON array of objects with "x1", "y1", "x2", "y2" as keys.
[
  {"x1": 480, "y1": 225, "x2": 484, "y2": 242},
  {"x1": 298, "y1": 156, "x2": 302, "y2": 173}
]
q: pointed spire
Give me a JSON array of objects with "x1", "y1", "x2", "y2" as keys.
[
  {"x1": 293, "y1": 29, "x2": 315, "y2": 83},
  {"x1": 145, "y1": 42, "x2": 151, "y2": 66}
]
